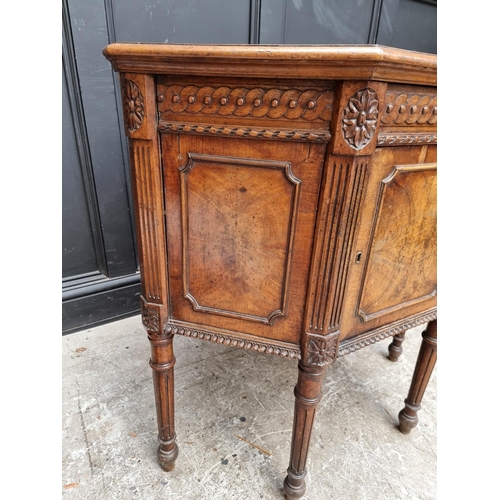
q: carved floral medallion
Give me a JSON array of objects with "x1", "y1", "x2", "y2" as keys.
[
  {"x1": 141, "y1": 301, "x2": 160, "y2": 333},
  {"x1": 123, "y1": 79, "x2": 144, "y2": 132},
  {"x1": 342, "y1": 88, "x2": 379, "y2": 150},
  {"x1": 307, "y1": 335, "x2": 338, "y2": 366}
]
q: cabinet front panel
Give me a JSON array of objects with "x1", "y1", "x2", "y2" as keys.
[
  {"x1": 162, "y1": 134, "x2": 325, "y2": 344},
  {"x1": 180, "y1": 153, "x2": 299, "y2": 324}
]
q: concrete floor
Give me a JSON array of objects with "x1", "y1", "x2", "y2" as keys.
[{"x1": 62, "y1": 315, "x2": 436, "y2": 499}]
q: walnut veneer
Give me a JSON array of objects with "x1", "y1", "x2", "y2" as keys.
[{"x1": 103, "y1": 43, "x2": 437, "y2": 498}]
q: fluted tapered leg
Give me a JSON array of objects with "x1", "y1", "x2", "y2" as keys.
[
  {"x1": 388, "y1": 332, "x2": 406, "y2": 362},
  {"x1": 283, "y1": 362, "x2": 328, "y2": 499},
  {"x1": 398, "y1": 320, "x2": 437, "y2": 434},
  {"x1": 149, "y1": 334, "x2": 179, "y2": 471}
]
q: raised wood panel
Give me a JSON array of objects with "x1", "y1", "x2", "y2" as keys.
[
  {"x1": 357, "y1": 163, "x2": 437, "y2": 321},
  {"x1": 180, "y1": 153, "x2": 300, "y2": 324}
]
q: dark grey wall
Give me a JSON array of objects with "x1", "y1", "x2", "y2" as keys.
[{"x1": 62, "y1": 0, "x2": 436, "y2": 334}]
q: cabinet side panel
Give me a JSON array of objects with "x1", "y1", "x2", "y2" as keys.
[
  {"x1": 339, "y1": 145, "x2": 437, "y2": 341},
  {"x1": 358, "y1": 163, "x2": 437, "y2": 321}
]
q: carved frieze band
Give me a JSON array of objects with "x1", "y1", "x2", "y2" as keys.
[
  {"x1": 141, "y1": 297, "x2": 160, "y2": 333},
  {"x1": 307, "y1": 158, "x2": 368, "y2": 333},
  {"x1": 133, "y1": 143, "x2": 162, "y2": 303},
  {"x1": 342, "y1": 88, "x2": 379, "y2": 150},
  {"x1": 123, "y1": 79, "x2": 145, "y2": 132},
  {"x1": 381, "y1": 93, "x2": 437, "y2": 126},
  {"x1": 157, "y1": 85, "x2": 333, "y2": 122},
  {"x1": 337, "y1": 309, "x2": 437, "y2": 357},
  {"x1": 157, "y1": 121, "x2": 331, "y2": 143},
  {"x1": 306, "y1": 333, "x2": 340, "y2": 366},
  {"x1": 378, "y1": 133, "x2": 437, "y2": 146},
  {"x1": 164, "y1": 324, "x2": 301, "y2": 359}
]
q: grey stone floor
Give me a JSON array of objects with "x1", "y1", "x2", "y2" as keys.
[{"x1": 62, "y1": 315, "x2": 436, "y2": 499}]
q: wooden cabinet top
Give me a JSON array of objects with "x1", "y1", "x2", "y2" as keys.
[{"x1": 103, "y1": 43, "x2": 436, "y2": 85}]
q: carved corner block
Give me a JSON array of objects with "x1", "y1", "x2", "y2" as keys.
[
  {"x1": 330, "y1": 81, "x2": 387, "y2": 156},
  {"x1": 140, "y1": 297, "x2": 168, "y2": 337},
  {"x1": 121, "y1": 73, "x2": 156, "y2": 140},
  {"x1": 304, "y1": 332, "x2": 340, "y2": 367}
]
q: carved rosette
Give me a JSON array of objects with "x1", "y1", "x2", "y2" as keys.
[
  {"x1": 342, "y1": 88, "x2": 379, "y2": 150},
  {"x1": 123, "y1": 79, "x2": 145, "y2": 132},
  {"x1": 306, "y1": 335, "x2": 339, "y2": 366},
  {"x1": 141, "y1": 300, "x2": 160, "y2": 333}
]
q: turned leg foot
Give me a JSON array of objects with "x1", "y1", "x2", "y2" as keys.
[
  {"x1": 283, "y1": 469, "x2": 307, "y2": 499},
  {"x1": 157, "y1": 436, "x2": 179, "y2": 471},
  {"x1": 149, "y1": 334, "x2": 179, "y2": 471},
  {"x1": 388, "y1": 332, "x2": 406, "y2": 362},
  {"x1": 283, "y1": 361, "x2": 329, "y2": 499},
  {"x1": 398, "y1": 320, "x2": 437, "y2": 434},
  {"x1": 398, "y1": 401, "x2": 421, "y2": 435}
]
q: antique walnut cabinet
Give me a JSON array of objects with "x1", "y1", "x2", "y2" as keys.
[{"x1": 103, "y1": 43, "x2": 437, "y2": 498}]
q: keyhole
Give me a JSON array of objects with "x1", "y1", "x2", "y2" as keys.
[{"x1": 356, "y1": 252, "x2": 362, "y2": 264}]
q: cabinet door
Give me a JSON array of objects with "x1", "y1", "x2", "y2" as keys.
[
  {"x1": 340, "y1": 145, "x2": 437, "y2": 340},
  {"x1": 161, "y1": 133, "x2": 325, "y2": 345}
]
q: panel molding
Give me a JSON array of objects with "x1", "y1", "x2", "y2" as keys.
[{"x1": 180, "y1": 153, "x2": 301, "y2": 324}]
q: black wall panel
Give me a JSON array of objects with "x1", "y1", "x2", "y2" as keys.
[
  {"x1": 62, "y1": 68, "x2": 100, "y2": 279},
  {"x1": 112, "y1": 0, "x2": 253, "y2": 43},
  {"x1": 377, "y1": 0, "x2": 437, "y2": 54},
  {"x1": 282, "y1": 0, "x2": 375, "y2": 45}
]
